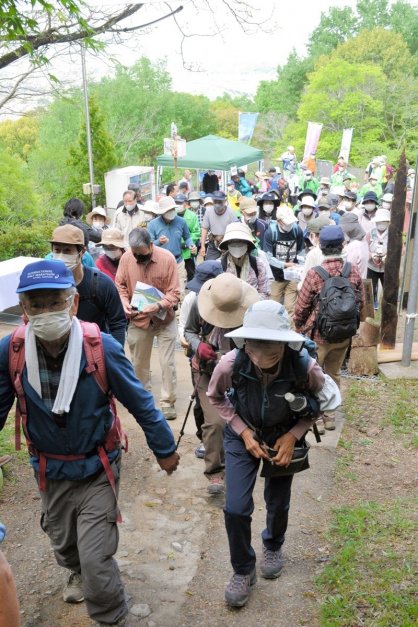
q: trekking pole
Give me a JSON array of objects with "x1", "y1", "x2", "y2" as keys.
[{"x1": 176, "y1": 381, "x2": 199, "y2": 450}]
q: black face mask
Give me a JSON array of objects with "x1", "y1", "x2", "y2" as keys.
[{"x1": 134, "y1": 253, "x2": 152, "y2": 264}]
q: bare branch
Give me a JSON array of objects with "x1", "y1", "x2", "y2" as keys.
[{"x1": 0, "y1": 67, "x2": 36, "y2": 108}]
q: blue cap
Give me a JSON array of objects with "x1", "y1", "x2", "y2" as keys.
[
  {"x1": 16, "y1": 260, "x2": 75, "y2": 293},
  {"x1": 319, "y1": 225, "x2": 345, "y2": 247},
  {"x1": 186, "y1": 261, "x2": 223, "y2": 293},
  {"x1": 212, "y1": 190, "x2": 226, "y2": 200},
  {"x1": 174, "y1": 193, "x2": 188, "y2": 203}
]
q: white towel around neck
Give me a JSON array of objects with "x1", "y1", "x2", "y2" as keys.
[{"x1": 25, "y1": 316, "x2": 83, "y2": 414}]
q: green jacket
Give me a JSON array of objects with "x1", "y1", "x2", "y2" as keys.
[{"x1": 181, "y1": 208, "x2": 201, "y2": 260}]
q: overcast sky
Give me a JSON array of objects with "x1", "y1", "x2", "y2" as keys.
[{"x1": 81, "y1": 0, "x2": 360, "y2": 98}]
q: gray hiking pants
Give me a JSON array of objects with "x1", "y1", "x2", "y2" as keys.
[{"x1": 37, "y1": 457, "x2": 127, "y2": 624}]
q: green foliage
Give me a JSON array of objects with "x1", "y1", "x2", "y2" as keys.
[
  {"x1": 317, "y1": 500, "x2": 418, "y2": 625},
  {"x1": 66, "y1": 94, "x2": 117, "y2": 208},
  {"x1": 0, "y1": 219, "x2": 56, "y2": 261},
  {"x1": 0, "y1": 115, "x2": 39, "y2": 162},
  {"x1": 0, "y1": 148, "x2": 42, "y2": 220},
  {"x1": 390, "y1": 0, "x2": 418, "y2": 58},
  {"x1": 307, "y1": 7, "x2": 359, "y2": 59},
  {"x1": 255, "y1": 51, "x2": 312, "y2": 118},
  {"x1": 283, "y1": 59, "x2": 386, "y2": 165}
]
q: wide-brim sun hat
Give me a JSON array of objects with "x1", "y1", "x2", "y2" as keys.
[
  {"x1": 198, "y1": 273, "x2": 260, "y2": 328},
  {"x1": 154, "y1": 196, "x2": 177, "y2": 214},
  {"x1": 86, "y1": 206, "x2": 110, "y2": 225},
  {"x1": 186, "y1": 260, "x2": 223, "y2": 293},
  {"x1": 297, "y1": 189, "x2": 317, "y2": 202},
  {"x1": 374, "y1": 208, "x2": 391, "y2": 222},
  {"x1": 299, "y1": 196, "x2": 316, "y2": 209},
  {"x1": 219, "y1": 222, "x2": 256, "y2": 250},
  {"x1": 257, "y1": 192, "x2": 280, "y2": 206},
  {"x1": 203, "y1": 196, "x2": 214, "y2": 206},
  {"x1": 225, "y1": 301, "x2": 305, "y2": 350},
  {"x1": 95, "y1": 228, "x2": 125, "y2": 248}
]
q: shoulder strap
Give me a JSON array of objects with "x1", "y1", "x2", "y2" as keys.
[
  {"x1": 341, "y1": 262, "x2": 352, "y2": 278},
  {"x1": 249, "y1": 253, "x2": 259, "y2": 278},
  {"x1": 313, "y1": 265, "x2": 330, "y2": 282},
  {"x1": 231, "y1": 348, "x2": 248, "y2": 389},
  {"x1": 8, "y1": 324, "x2": 28, "y2": 451},
  {"x1": 80, "y1": 320, "x2": 108, "y2": 395}
]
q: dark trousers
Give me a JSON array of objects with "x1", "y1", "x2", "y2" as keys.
[
  {"x1": 205, "y1": 241, "x2": 221, "y2": 261},
  {"x1": 367, "y1": 267, "x2": 384, "y2": 303},
  {"x1": 223, "y1": 426, "x2": 293, "y2": 575},
  {"x1": 184, "y1": 256, "x2": 196, "y2": 282},
  {"x1": 191, "y1": 368, "x2": 204, "y2": 440}
]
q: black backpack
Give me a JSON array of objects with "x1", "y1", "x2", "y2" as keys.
[{"x1": 313, "y1": 262, "x2": 359, "y2": 343}]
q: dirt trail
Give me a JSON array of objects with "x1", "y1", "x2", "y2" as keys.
[{"x1": 0, "y1": 324, "x2": 341, "y2": 626}]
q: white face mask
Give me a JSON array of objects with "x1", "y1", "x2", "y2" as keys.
[
  {"x1": 279, "y1": 222, "x2": 293, "y2": 233},
  {"x1": 320, "y1": 210, "x2": 331, "y2": 218},
  {"x1": 176, "y1": 205, "x2": 186, "y2": 215},
  {"x1": 245, "y1": 214, "x2": 258, "y2": 225},
  {"x1": 164, "y1": 210, "x2": 176, "y2": 221},
  {"x1": 301, "y1": 207, "x2": 313, "y2": 217},
  {"x1": 92, "y1": 219, "x2": 105, "y2": 228},
  {"x1": 52, "y1": 252, "x2": 80, "y2": 270},
  {"x1": 344, "y1": 201, "x2": 354, "y2": 210},
  {"x1": 263, "y1": 203, "x2": 274, "y2": 214},
  {"x1": 125, "y1": 203, "x2": 137, "y2": 213},
  {"x1": 376, "y1": 222, "x2": 388, "y2": 231},
  {"x1": 364, "y1": 203, "x2": 376, "y2": 212},
  {"x1": 382, "y1": 201, "x2": 391, "y2": 210},
  {"x1": 228, "y1": 243, "x2": 248, "y2": 258},
  {"x1": 105, "y1": 249, "x2": 122, "y2": 261},
  {"x1": 227, "y1": 185, "x2": 235, "y2": 193},
  {"x1": 26, "y1": 307, "x2": 72, "y2": 342},
  {"x1": 190, "y1": 201, "x2": 200, "y2": 209}
]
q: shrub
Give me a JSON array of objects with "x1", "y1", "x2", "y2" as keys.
[{"x1": 0, "y1": 219, "x2": 56, "y2": 261}]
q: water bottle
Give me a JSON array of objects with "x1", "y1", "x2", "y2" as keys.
[{"x1": 285, "y1": 392, "x2": 308, "y2": 413}]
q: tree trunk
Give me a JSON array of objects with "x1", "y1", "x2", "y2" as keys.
[{"x1": 380, "y1": 149, "x2": 406, "y2": 349}]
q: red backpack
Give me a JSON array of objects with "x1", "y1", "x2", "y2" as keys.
[{"x1": 8, "y1": 321, "x2": 128, "y2": 520}]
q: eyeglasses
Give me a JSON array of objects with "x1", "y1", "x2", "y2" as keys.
[{"x1": 23, "y1": 294, "x2": 74, "y2": 316}]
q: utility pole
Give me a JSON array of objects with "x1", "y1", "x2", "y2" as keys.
[
  {"x1": 401, "y1": 169, "x2": 418, "y2": 366},
  {"x1": 81, "y1": 42, "x2": 96, "y2": 208}
]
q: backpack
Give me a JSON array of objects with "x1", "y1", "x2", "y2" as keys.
[
  {"x1": 313, "y1": 262, "x2": 359, "y2": 343},
  {"x1": 8, "y1": 321, "x2": 128, "y2": 520}
]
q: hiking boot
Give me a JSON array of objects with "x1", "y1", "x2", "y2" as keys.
[
  {"x1": 207, "y1": 475, "x2": 224, "y2": 495},
  {"x1": 324, "y1": 415, "x2": 336, "y2": 430},
  {"x1": 194, "y1": 443, "x2": 205, "y2": 459},
  {"x1": 260, "y1": 546, "x2": 284, "y2": 579},
  {"x1": 63, "y1": 571, "x2": 84, "y2": 603},
  {"x1": 224, "y1": 569, "x2": 256, "y2": 607},
  {"x1": 161, "y1": 405, "x2": 177, "y2": 420},
  {"x1": 95, "y1": 617, "x2": 130, "y2": 627},
  {"x1": 315, "y1": 418, "x2": 325, "y2": 435}
]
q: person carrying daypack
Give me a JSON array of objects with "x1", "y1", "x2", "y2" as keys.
[
  {"x1": 294, "y1": 225, "x2": 364, "y2": 431},
  {"x1": 0, "y1": 260, "x2": 179, "y2": 627}
]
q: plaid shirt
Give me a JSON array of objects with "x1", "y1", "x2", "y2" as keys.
[
  {"x1": 37, "y1": 339, "x2": 68, "y2": 426},
  {"x1": 294, "y1": 258, "x2": 365, "y2": 344}
]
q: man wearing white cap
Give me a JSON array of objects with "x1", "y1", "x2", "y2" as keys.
[
  {"x1": 366, "y1": 208, "x2": 390, "y2": 309},
  {"x1": 112, "y1": 190, "x2": 147, "y2": 245},
  {"x1": 207, "y1": 300, "x2": 340, "y2": 607}
]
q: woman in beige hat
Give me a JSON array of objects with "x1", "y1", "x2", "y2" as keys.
[
  {"x1": 219, "y1": 222, "x2": 270, "y2": 299},
  {"x1": 184, "y1": 273, "x2": 260, "y2": 495},
  {"x1": 95, "y1": 228, "x2": 125, "y2": 281}
]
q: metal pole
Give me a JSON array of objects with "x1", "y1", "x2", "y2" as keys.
[
  {"x1": 401, "y1": 177, "x2": 418, "y2": 366},
  {"x1": 81, "y1": 43, "x2": 96, "y2": 208}
]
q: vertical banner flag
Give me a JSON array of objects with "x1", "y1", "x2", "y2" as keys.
[
  {"x1": 303, "y1": 122, "x2": 323, "y2": 160},
  {"x1": 339, "y1": 128, "x2": 354, "y2": 162},
  {"x1": 238, "y1": 112, "x2": 259, "y2": 143}
]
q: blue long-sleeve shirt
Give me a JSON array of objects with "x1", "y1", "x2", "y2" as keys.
[
  {"x1": 0, "y1": 331, "x2": 176, "y2": 481},
  {"x1": 148, "y1": 216, "x2": 192, "y2": 262}
]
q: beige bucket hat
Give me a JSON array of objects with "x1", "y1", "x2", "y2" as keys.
[
  {"x1": 95, "y1": 228, "x2": 125, "y2": 248},
  {"x1": 219, "y1": 222, "x2": 256, "y2": 251},
  {"x1": 198, "y1": 273, "x2": 260, "y2": 328}
]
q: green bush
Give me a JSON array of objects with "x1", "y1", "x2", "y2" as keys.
[{"x1": 0, "y1": 219, "x2": 56, "y2": 261}]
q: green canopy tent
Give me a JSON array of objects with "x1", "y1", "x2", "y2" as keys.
[{"x1": 156, "y1": 134, "x2": 264, "y2": 191}]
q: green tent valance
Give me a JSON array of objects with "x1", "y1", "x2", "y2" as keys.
[{"x1": 156, "y1": 134, "x2": 263, "y2": 170}]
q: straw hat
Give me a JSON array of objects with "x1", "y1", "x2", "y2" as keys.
[
  {"x1": 198, "y1": 274, "x2": 260, "y2": 328},
  {"x1": 255, "y1": 171, "x2": 268, "y2": 179},
  {"x1": 86, "y1": 206, "x2": 110, "y2": 225},
  {"x1": 95, "y1": 228, "x2": 125, "y2": 248},
  {"x1": 219, "y1": 222, "x2": 256, "y2": 251}
]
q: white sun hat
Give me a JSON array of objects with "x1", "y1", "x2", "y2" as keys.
[{"x1": 225, "y1": 300, "x2": 305, "y2": 350}]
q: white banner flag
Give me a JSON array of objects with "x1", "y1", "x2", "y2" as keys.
[{"x1": 340, "y1": 128, "x2": 354, "y2": 162}]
